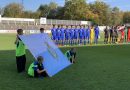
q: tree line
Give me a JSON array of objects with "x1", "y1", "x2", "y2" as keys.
[{"x1": 1, "y1": 0, "x2": 130, "y2": 25}]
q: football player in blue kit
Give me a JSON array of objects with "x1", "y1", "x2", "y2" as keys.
[
  {"x1": 70, "y1": 25, "x2": 75, "y2": 46},
  {"x1": 86, "y1": 25, "x2": 90, "y2": 44},
  {"x1": 82, "y1": 25, "x2": 87, "y2": 45},
  {"x1": 94, "y1": 25, "x2": 100, "y2": 44},
  {"x1": 78, "y1": 25, "x2": 83, "y2": 45},
  {"x1": 74, "y1": 25, "x2": 79, "y2": 45},
  {"x1": 65, "y1": 25, "x2": 70, "y2": 46},
  {"x1": 56, "y1": 25, "x2": 61, "y2": 45},
  {"x1": 51, "y1": 25, "x2": 57, "y2": 44},
  {"x1": 60, "y1": 25, "x2": 65, "y2": 46}
]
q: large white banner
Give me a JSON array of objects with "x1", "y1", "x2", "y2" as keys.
[{"x1": 19, "y1": 33, "x2": 71, "y2": 77}]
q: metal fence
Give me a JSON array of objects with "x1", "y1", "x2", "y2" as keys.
[{"x1": 0, "y1": 17, "x2": 92, "y2": 30}]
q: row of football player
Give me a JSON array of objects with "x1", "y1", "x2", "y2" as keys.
[
  {"x1": 103, "y1": 26, "x2": 130, "y2": 44},
  {"x1": 51, "y1": 25, "x2": 100, "y2": 45}
]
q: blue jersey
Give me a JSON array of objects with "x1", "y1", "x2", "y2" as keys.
[
  {"x1": 65, "y1": 28, "x2": 70, "y2": 39},
  {"x1": 94, "y1": 27, "x2": 99, "y2": 37},
  {"x1": 51, "y1": 28, "x2": 57, "y2": 36},
  {"x1": 51, "y1": 28, "x2": 57, "y2": 40},
  {"x1": 74, "y1": 28, "x2": 79, "y2": 39},
  {"x1": 70, "y1": 28, "x2": 74, "y2": 39},
  {"x1": 56, "y1": 28, "x2": 61, "y2": 38},
  {"x1": 82, "y1": 28, "x2": 87, "y2": 38},
  {"x1": 86, "y1": 28, "x2": 90, "y2": 38},
  {"x1": 78, "y1": 28, "x2": 83, "y2": 39},
  {"x1": 60, "y1": 28, "x2": 65, "y2": 39},
  {"x1": 33, "y1": 61, "x2": 44, "y2": 71}
]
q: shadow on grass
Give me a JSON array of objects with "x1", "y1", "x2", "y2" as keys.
[{"x1": 0, "y1": 49, "x2": 34, "y2": 78}]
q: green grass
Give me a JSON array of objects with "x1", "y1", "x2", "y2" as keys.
[{"x1": 0, "y1": 34, "x2": 130, "y2": 90}]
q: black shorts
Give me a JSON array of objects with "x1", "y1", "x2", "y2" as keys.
[
  {"x1": 105, "y1": 35, "x2": 108, "y2": 38},
  {"x1": 16, "y1": 55, "x2": 26, "y2": 73}
]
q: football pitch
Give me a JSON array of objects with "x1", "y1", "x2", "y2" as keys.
[{"x1": 0, "y1": 34, "x2": 130, "y2": 90}]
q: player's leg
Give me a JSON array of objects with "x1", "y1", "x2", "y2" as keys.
[
  {"x1": 70, "y1": 37, "x2": 72, "y2": 46},
  {"x1": 80, "y1": 37, "x2": 83, "y2": 45},
  {"x1": 90, "y1": 36, "x2": 93, "y2": 45},
  {"x1": 106, "y1": 36, "x2": 108, "y2": 44},
  {"x1": 110, "y1": 35, "x2": 112, "y2": 44},
  {"x1": 67, "y1": 38, "x2": 69, "y2": 46},
  {"x1": 84, "y1": 37, "x2": 87, "y2": 45},
  {"x1": 77, "y1": 35, "x2": 79, "y2": 45},
  {"x1": 88, "y1": 36, "x2": 90, "y2": 44},
  {"x1": 76, "y1": 38, "x2": 78, "y2": 45},
  {"x1": 95, "y1": 35, "x2": 98, "y2": 44},
  {"x1": 104, "y1": 36, "x2": 106, "y2": 44},
  {"x1": 73, "y1": 37, "x2": 75, "y2": 45},
  {"x1": 57, "y1": 37, "x2": 59, "y2": 46},
  {"x1": 56, "y1": 37, "x2": 58, "y2": 45},
  {"x1": 94, "y1": 36, "x2": 96, "y2": 44},
  {"x1": 53, "y1": 36, "x2": 55, "y2": 44},
  {"x1": 63, "y1": 38, "x2": 65, "y2": 46}
]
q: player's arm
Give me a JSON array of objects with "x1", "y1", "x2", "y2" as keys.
[
  {"x1": 37, "y1": 69, "x2": 46, "y2": 74},
  {"x1": 14, "y1": 35, "x2": 19, "y2": 44},
  {"x1": 34, "y1": 63, "x2": 46, "y2": 74}
]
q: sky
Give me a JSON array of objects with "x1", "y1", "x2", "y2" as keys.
[{"x1": 0, "y1": 0, "x2": 129, "y2": 11}]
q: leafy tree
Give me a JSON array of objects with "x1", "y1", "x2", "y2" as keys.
[
  {"x1": 64, "y1": 0, "x2": 89, "y2": 20},
  {"x1": 123, "y1": 12, "x2": 130, "y2": 24},
  {"x1": 111, "y1": 7, "x2": 123, "y2": 25},
  {"x1": 89, "y1": 1, "x2": 109, "y2": 25},
  {"x1": 3, "y1": 3, "x2": 23, "y2": 18}
]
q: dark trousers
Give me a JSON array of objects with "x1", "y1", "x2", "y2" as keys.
[
  {"x1": 34, "y1": 71, "x2": 48, "y2": 77},
  {"x1": 16, "y1": 55, "x2": 26, "y2": 73},
  {"x1": 104, "y1": 35, "x2": 108, "y2": 44}
]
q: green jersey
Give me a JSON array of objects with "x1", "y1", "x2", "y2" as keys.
[
  {"x1": 28, "y1": 62, "x2": 35, "y2": 77},
  {"x1": 16, "y1": 39, "x2": 25, "y2": 56},
  {"x1": 65, "y1": 50, "x2": 72, "y2": 60}
]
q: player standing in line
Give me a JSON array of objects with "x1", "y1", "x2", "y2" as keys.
[
  {"x1": 60, "y1": 25, "x2": 65, "y2": 46},
  {"x1": 70, "y1": 25, "x2": 74, "y2": 46},
  {"x1": 90, "y1": 25, "x2": 94, "y2": 45},
  {"x1": 127, "y1": 27, "x2": 130, "y2": 42},
  {"x1": 109, "y1": 26, "x2": 113, "y2": 44},
  {"x1": 82, "y1": 25, "x2": 87, "y2": 45},
  {"x1": 124, "y1": 26, "x2": 128, "y2": 43},
  {"x1": 78, "y1": 25, "x2": 83, "y2": 45},
  {"x1": 51, "y1": 25, "x2": 57, "y2": 44},
  {"x1": 74, "y1": 25, "x2": 79, "y2": 45},
  {"x1": 114, "y1": 26, "x2": 119, "y2": 43},
  {"x1": 86, "y1": 25, "x2": 90, "y2": 44},
  {"x1": 104, "y1": 26, "x2": 109, "y2": 44},
  {"x1": 56, "y1": 25, "x2": 61, "y2": 45},
  {"x1": 112, "y1": 26, "x2": 116, "y2": 43},
  {"x1": 118, "y1": 25, "x2": 125, "y2": 43},
  {"x1": 94, "y1": 25, "x2": 100, "y2": 44},
  {"x1": 65, "y1": 25, "x2": 70, "y2": 46}
]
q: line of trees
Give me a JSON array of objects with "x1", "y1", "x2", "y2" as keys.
[{"x1": 1, "y1": 0, "x2": 130, "y2": 25}]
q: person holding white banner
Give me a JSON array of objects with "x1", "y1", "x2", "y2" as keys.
[{"x1": 15, "y1": 29, "x2": 26, "y2": 73}]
